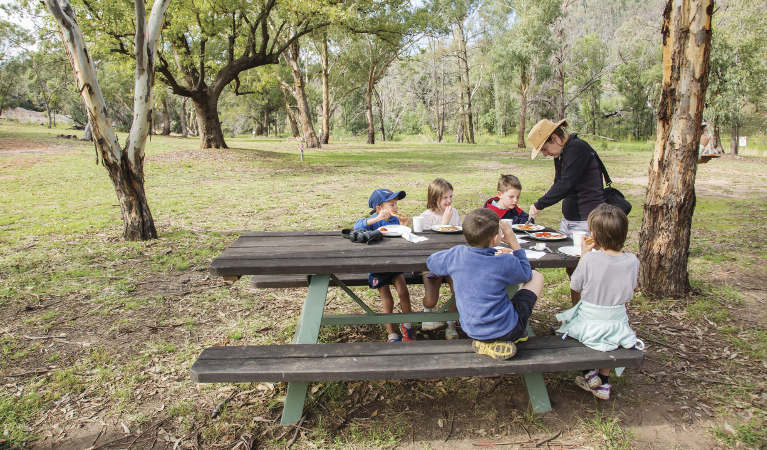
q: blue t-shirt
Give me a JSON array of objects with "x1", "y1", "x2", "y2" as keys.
[
  {"x1": 427, "y1": 245, "x2": 532, "y2": 340},
  {"x1": 354, "y1": 215, "x2": 400, "y2": 231}
]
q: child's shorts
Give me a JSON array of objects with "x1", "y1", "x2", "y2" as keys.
[
  {"x1": 368, "y1": 272, "x2": 403, "y2": 289},
  {"x1": 479, "y1": 288, "x2": 537, "y2": 343},
  {"x1": 424, "y1": 271, "x2": 445, "y2": 280}
]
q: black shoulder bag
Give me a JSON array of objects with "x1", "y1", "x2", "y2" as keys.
[{"x1": 593, "y1": 152, "x2": 632, "y2": 215}]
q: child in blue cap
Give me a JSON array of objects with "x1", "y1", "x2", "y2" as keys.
[{"x1": 354, "y1": 189, "x2": 415, "y2": 342}]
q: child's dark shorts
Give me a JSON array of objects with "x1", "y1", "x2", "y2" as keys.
[
  {"x1": 479, "y1": 288, "x2": 538, "y2": 343},
  {"x1": 368, "y1": 272, "x2": 403, "y2": 289}
]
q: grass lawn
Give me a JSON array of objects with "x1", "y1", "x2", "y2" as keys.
[{"x1": 1, "y1": 122, "x2": 766, "y2": 448}]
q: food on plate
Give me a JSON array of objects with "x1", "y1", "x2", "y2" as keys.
[
  {"x1": 437, "y1": 225, "x2": 460, "y2": 231},
  {"x1": 514, "y1": 223, "x2": 539, "y2": 230},
  {"x1": 533, "y1": 231, "x2": 566, "y2": 239},
  {"x1": 379, "y1": 227, "x2": 388, "y2": 232}
]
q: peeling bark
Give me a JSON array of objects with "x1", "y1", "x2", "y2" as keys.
[
  {"x1": 638, "y1": 0, "x2": 713, "y2": 297},
  {"x1": 44, "y1": 0, "x2": 169, "y2": 240}
]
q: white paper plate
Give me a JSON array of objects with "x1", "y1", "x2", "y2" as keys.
[
  {"x1": 511, "y1": 223, "x2": 545, "y2": 232},
  {"x1": 558, "y1": 245, "x2": 581, "y2": 257},
  {"x1": 377, "y1": 224, "x2": 411, "y2": 237},
  {"x1": 431, "y1": 224, "x2": 463, "y2": 233}
]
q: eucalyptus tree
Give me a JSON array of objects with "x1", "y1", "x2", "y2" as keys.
[
  {"x1": 638, "y1": 0, "x2": 713, "y2": 297},
  {"x1": 278, "y1": 39, "x2": 321, "y2": 148},
  {"x1": 486, "y1": 0, "x2": 560, "y2": 147},
  {"x1": 43, "y1": 0, "x2": 170, "y2": 240},
  {"x1": 705, "y1": 0, "x2": 767, "y2": 154},
  {"x1": 570, "y1": 33, "x2": 607, "y2": 134},
  {"x1": 75, "y1": 0, "x2": 353, "y2": 149}
]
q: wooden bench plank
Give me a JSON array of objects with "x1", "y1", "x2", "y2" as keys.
[
  {"x1": 250, "y1": 272, "x2": 423, "y2": 289},
  {"x1": 191, "y1": 347, "x2": 643, "y2": 383},
  {"x1": 191, "y1": 338, "x2": 644, "y2": 383},
  {"x1": 195, "y1": 336, "x2": 587, "y2": 360}
]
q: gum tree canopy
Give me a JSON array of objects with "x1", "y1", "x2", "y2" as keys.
[
  {"x1": 44, "y1": 0, "x2": 170, "y2": 240},
  {"x1": 76, "y1": 0, "x2": 354, "y2": 149}
]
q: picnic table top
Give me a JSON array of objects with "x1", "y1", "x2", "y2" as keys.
[{"x1": 210, "y1": 229, "x2": 579, "y2": 278}]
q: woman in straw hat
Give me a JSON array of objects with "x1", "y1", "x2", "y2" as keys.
[
  {"x1": 526, "y1": 119, "x2": 605, "y2": 235},
  {"x1": 527, "y1": 119, "x2": 606, "y2": 304}
]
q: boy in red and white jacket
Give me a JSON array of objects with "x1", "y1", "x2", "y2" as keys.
[{"x1": 483, "y1": 174, "x2": 532, "y2": 224}]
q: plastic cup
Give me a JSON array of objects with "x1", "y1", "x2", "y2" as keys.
[
  {"x1": 572, "y1": 231, "x2": 587, "y2": 254},
  {"x1": 534, "y1": 242, "x2": 546, "y2": 251},
  {"x1": 413, "y1": 216, "x2": 424, "y2": 233}
]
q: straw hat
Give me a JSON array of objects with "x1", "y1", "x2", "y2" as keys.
[{"x1": 528, "y1": 118, "x2": 568, "y2": 159}]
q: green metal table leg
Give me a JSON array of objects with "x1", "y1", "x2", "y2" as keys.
[
  {"x1": 281, "y1": 275, "x2": 330, "y2": 425},
  {"x1": 522, "y1": 325, "x2": 552, "y2": 414},
  {"x1": 505, "y1": 284, "x2": 552, "y2": 413}
]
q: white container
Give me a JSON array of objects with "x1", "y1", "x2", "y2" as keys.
[
  {"x1": 412, "y1": 216, "x2": 424, "y2": 233},
  {"x1": 534, "y1": 242, "x2": 546, "y2": 251},
  {"x1": 572, "y1": 231, "x2": 587, "y2": 254}
]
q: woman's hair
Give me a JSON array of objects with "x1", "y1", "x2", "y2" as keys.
[
  {"x1": 462, "y1": 208, "x2": 499, "y2": 247},
  {"x1": 497, "y1": 174, "x2": 522, "y2": 193},
  {"x1": 587, "y1": 203, "x2": 629, "y2": 251},
  {"x1": 426, "y1": 178, "x2": 454, "y2": 210},
  {"x1": 547, "y1": 126, "x2": 567, "y2": 143}
]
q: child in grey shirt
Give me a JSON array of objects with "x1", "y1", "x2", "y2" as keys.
[{"x1": 556, "y1": 204, "x2": 643, "y2": 401}]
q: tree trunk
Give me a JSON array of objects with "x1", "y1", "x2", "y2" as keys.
[
  {"x1": 43, "y1": 0, "x2": 168, "y2": 240},
  {"x1": 283, "y1": 42, "x2": 320, "y2": 148},
  {"x1": 280, "y1": 86, "x2": 300, "y2": 138},
  {"x1": 493, "y1": 74, "x2": 504, "y2": 136},
  {"x1": 365, "y1": 79, "x2": 375, "y2": 145},
  {"x1": 320, "y1": 35, "x2": 330, "y2": 144},
  {"x1": 191, "y1": 92, "x2": 227, "y2": 148},
  {"x1": 82, "y1": 119, "x2": 92, "y2": 141},
  {"x1": 638, "y1": 0, "x2": 713, "y2": 297},
  {"x1": 179, "y1": 98, "x2": 188, "y2": 138},
  {"x1": 374, "y1": 88, "x2": 386, "y2": 141},
  {"x1": 517, "y1": 66, "x2": 528, "y2": 148},
  {"x1": 455, "y1": 22, "x2": 475, "y2": 144},
  {"x1": 160, "y1": 97, "x2": 171, "y2": 135},
  {"x1": 730, "y1": 124, "x2": 738, "y2": 155}
]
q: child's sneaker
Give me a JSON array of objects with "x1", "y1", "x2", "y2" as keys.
[
  {"x1": 387, "y1": 334, "x2": 402, "y2": 343},
  {"x1": 399, "y1": 324, "x2": 415, "y2": 342},
  {"x1": 444, "y1": 325, "x2": 458, "y2": 340},
  {"x1": 472, "y1": 340, "x2": 517, "y2": 360},
  {"x1": 592, "y1": 384, "x2": 611, "y2": 400},
  {"x1": 581, "y1": 370, "x2": 602, "y2": 389}
]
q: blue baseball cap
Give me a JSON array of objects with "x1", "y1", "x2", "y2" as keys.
[{"x1": 368, "y1": 188, "x2": 406, "y2": 213}]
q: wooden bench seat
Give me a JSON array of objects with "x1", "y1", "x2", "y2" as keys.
[
  {"x1": 250, "y1": 272, "x2": 423, "y2": 289},
  {"x1": 191, "y1": 336, "x2": 644, "y2": 383}
]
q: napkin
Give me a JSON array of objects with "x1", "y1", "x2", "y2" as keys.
[
  {"x1": 401, "y1": 231, "x2": 428, "y2": 243},
  {"x1": 524, "y1": 250, "x2": 546, "y2": 260}
]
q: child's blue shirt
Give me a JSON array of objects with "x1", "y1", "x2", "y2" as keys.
[
  {"x1": 427, "y1": 245, "x2": 532, "y2": 340},
  {"x1": 354, "y1": 215, "x2": 400, "y2": 231}
]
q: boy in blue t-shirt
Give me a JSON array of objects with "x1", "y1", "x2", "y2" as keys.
[
  {"x1": 354, "y1": 189, "x2": 414, "y2": 342},
  {"x1": 427, "y1": 208, "x2": 543, "y2": 359}
]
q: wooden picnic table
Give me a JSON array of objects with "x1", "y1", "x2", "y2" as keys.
[{"x1": 206, "y1": 229, "x2": 581, "y2": 425}]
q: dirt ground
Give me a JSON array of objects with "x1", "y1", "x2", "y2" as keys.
[{"x1": 2, "y1": 137, "x2": 766, "y2": 449}]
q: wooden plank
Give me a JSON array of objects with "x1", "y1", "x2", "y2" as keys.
[
  {"x1": 320, "y1": 312, "x2": 460, "y2": 326},
  {"x1": 250, "y1": 272, "x2": 423, "y2": 288},
  {"x1": 191, "y1": 346, "x2": 644, "y2": 383},
  {"x1": 195, "y1": 336, "x2": 588, "y2": 360}
]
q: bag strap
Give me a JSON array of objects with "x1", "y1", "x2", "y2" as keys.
[{"x1": 592, "y1": 151, "x2": 613, "y2": 187}]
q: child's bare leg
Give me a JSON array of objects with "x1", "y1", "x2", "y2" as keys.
[
  {"x1": 598, "y1": 368, "x2": 610, "y2": 377},
  {"x1": 565, "y1": 267, "x2": 580, "y2": 305},
  {"x1": 521, "y1": 270, "x2": 544, "y2": 299},
  {"x1": 379, "y1": 286, "x2": 396, "y2": 335},
  {"x1": 446, "y1": 277, "x2": 457, "y2": 312},
  {"x1": 393, "y1": 275, "x2": 412, "y2": 313},
  {"x1": 422, "y1": 274, "x2": 441, "y2": 309}
]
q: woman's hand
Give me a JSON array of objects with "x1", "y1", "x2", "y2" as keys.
[{"x1": 529, "y1": 204, "x2": 540, "y2": 219}]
